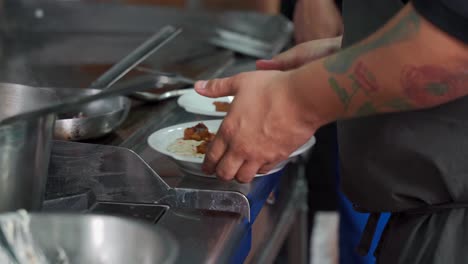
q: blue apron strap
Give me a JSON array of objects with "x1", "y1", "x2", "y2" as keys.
[{"x1": 357, "y1": 202, "x2": 468, "y2": 258}]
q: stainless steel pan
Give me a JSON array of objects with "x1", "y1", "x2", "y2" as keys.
[
  {"x1": 54, "y1": 88, "x2": 131, "y2": 141},
  {"x1": 0, "y1": 75, "x2": 180, "y2": 128},
  {"x1": 54, "y1": 26, "x2": 181, "y2": 141}
]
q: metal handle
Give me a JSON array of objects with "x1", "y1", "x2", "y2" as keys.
[
  {"x1": 90, "y1": 25, "x2": 182, "y2": 89},
  {"x1": 0, "y1": 76, "x2": 166, "y2": 126}
]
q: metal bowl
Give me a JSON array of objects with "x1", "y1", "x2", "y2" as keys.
[
  {"x1": 28, "y1": 214, "x2": 178, "y2": 264},
  {"x1": 53, "y1": 88, "x2": 131, "y2": 141}
]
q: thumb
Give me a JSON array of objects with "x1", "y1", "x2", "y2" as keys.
[
  {"x1": 195, "y1": 77, "x2": 238, "y2": 98},
  {"x1": 256, "y1": 47, "x2": 302, "y2": 71}
]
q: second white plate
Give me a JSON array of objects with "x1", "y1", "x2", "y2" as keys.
[{"x1": 177, "y1": 89, "x2": 233, "y2": 116}]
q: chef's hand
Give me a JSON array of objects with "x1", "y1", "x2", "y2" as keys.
[
  {"x1": 256, "y1": 36, "x2": 342, "y2": 71},
  {"x1": 194, "y1": 71, "x2": 317, "y2": 183}
]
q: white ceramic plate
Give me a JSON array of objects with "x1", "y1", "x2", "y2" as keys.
[
  {"x1": 177, "y1": 89, "x2": 233, "y2": 116},
  {"x1": 147, "y1": 120, "x2": 316, "y2": 178}
]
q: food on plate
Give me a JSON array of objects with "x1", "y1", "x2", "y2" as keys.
[
  {"x1": 196, "y1": 141, "x2": 209, "y2": 154},
  {"x1": 167, "y1": 123, "x2": 215, "y2": 157},
  {"x1": 213, "y1": 101, "x2": 231, "y2": 112},
  {"x1": 183, "y1": 123, "x2": 215, "y2": 141},
  {"x1": 167, "y1": 139, "x2": 206, "y2": 158}
]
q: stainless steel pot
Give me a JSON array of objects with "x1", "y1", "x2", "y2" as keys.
[{"x1": 0, "y1": 83, "x2": 58, "y2": 212}]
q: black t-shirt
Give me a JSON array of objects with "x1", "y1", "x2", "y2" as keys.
[
  {"x1": 413, "y1": 0, "x2": 468, "y2": 43},
  {"x1": 339, "y1": 1, "x2": 468, "y2": 263},
  {"x1": 339, "y1": 0, "x2": 468, "y2": 212}
]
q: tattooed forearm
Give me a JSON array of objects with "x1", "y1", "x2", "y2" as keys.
[
  {"x1": 402, "y1": 65, "x2": 468, "y2": 106},
  {"x1": 354, "y1": 99, "x2": 413, "y2": 116},
  {"x1": 324, "y1": 9, "x2": 421, "y2": 74},
  {"x1": 329, "y1": 77, "x2": 351, "y2": 108},
  {"x1": 327, "y1": 62, "x2": 468, "y2": 118},
  {"x1": 350, "y1": 62, "x2": 380, "y2": 94},
  {"x1": 329, "y1": 62, "x2": 380, "y2": 112},
  {"x1": 287, "y1": 3, "x2": 468, "y2": 124}
]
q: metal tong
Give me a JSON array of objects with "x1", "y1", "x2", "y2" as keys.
[
  {"x1": 91, "y1": 25, "x2": 183, "y2": 90},
  {"x1": 131, "y1": 49, "x2": 235, "y2": 102}
]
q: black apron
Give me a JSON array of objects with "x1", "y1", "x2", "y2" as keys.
[{"x1": 338, "y1": 1, "x2": 468, "y2": 263}]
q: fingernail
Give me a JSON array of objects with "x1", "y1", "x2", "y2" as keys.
[
  {"x1": 195, "y1": 80, "x2": 208, "y2": 90},
  {"x1": 256, "y1": 59, "x2": 280, "y2": 70}
]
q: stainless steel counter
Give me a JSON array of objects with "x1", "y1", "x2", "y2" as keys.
[
  {"x1": 44, "y1": 140, "x2": 252, "y2": 263},
  {"x1": 44, "y1": 137, "x2": 304, "y2": 263}
]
